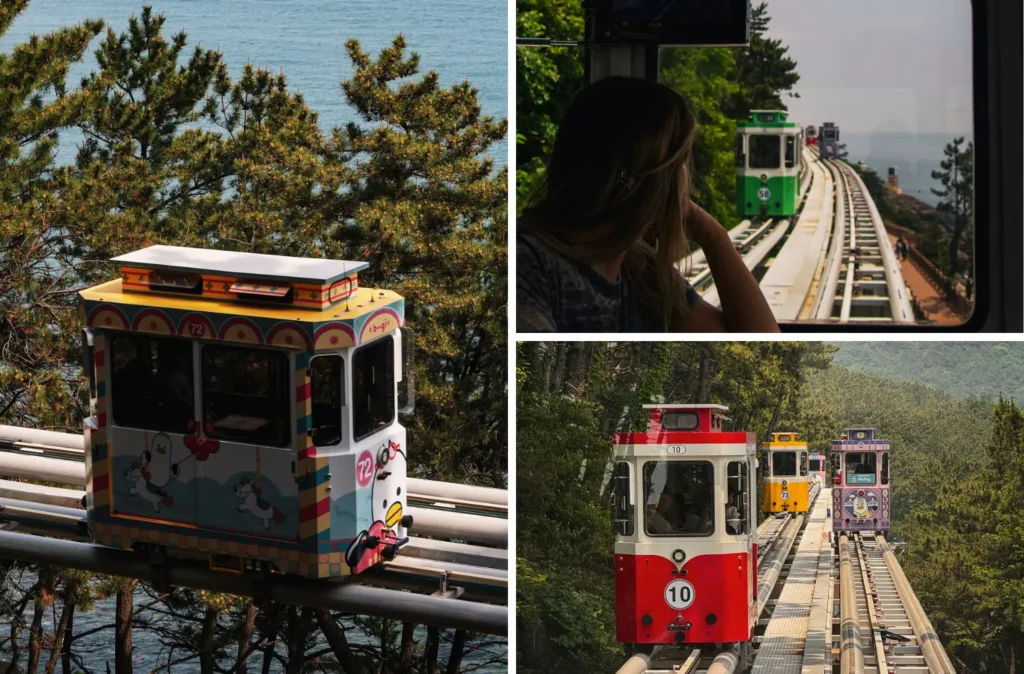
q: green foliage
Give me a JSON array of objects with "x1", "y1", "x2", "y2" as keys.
[
  {"x1": 721, "y1": 3, "x2": 800, "y2": 120},
  {"x1": 930, "y1": 136, "x2": 974, "y2": 278},
  {"x1": 899, "y1": 398, "x2": 1024, "y2": 673}
]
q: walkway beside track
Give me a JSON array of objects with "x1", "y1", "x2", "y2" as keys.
[
  {"x1": 751, "y1": 489, "x2": 830, "y2": 674},
  {"x1": 886, "y1": 234, "x2": 966, "y2": 325}
]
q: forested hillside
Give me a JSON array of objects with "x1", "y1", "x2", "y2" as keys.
[
  {"x1": 518, "y1": 342, "x2": 1021, "y2": 674},
  {"x1": 832, "y1": 342, "x2": 1024, "y2": 402}
]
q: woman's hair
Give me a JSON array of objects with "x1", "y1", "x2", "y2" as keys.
[{"x1": 520, "y1": 77, "x2": 698, "y2": 330}]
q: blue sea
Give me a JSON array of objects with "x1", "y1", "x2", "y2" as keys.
[
  {"x1": 1, "y1": 1, "x2": 507, "y2": 671},
  {"x1": 0, "y1": 0, "x2": 508, "y2": 167},
  {"x1": 841, "y1": 132, "x2": 974, "y2": 208}
]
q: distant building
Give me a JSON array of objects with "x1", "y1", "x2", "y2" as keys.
[
  {"x1": 857, "y1": 160, "x2": 867, "y2": 172},
  {"x1": 887, "y1": 167, "x2": 903, "y2": 195}
]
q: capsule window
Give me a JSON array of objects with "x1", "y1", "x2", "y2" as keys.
[
  {"x1": 726, "y1": 461, "x2": 748, "y2": 535},
  {"x1": 772, "y1": 451, "x2": 797, "y2": 477},
  {"x1": 748, "y1": 135, "x2": 781, "y2": 170},
  {"x1": 662, "y1": 411, "x2": 699, "y2": 431},
  {"x1": 785, "y1": 136, "x2": 796, "y2": 168},
  {"x1": 643, "y1": 461, "x2": 714, "y2": 537},
  {"x1": 799, "y1": 451, "x2": 808, "y2": 476},
  {"x1": 111, "y1": 334, "x2": 194, "y2": 434},
  {"x1": 881, "y1": 452, "x2": 890, "y2": 485},
  {"x1": 202, "y1": 344, "x2": 290, "y2": 447},
  {"x1": 734, "y1": 134, "x2": 745, "y2": 168},
  {"x1": 614, "y1": 462, "x2": 634, "y2": 537}
]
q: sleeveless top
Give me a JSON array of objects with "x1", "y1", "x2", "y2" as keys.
[{"x1": 516, "y1": 233, "x2": 701, "y2": 332}]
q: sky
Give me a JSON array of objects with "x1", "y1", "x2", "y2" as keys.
[{"x1": 760, "y1": 0, "x2": 974, "y2": 134}]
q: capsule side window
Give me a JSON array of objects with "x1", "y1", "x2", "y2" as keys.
[
  {"x1": 881, "y1": 452, "x2": 890, "y2": 485},
  {"x1": 613, "y1": 461, "x2": 634, "y2": 536},
  {"x1": 734, "y1": 134, "x2": 745, "y2": 168},
  {"x1": 310, "y1": 354, "x2": 344, "y2": 448},
  {"x1": 799, "y1": 451, "x2": 808, "y2": 476},
  {"x1": 785, "y1": 136, "x2": 796, "y2": 168},
  {"x1": 726, "y1": 461, "x2": 748, "y2": 535},
  {"x1": 353, "y1": 335, "x2": 396, "y2": 441}
]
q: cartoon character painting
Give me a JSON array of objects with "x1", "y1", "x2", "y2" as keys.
[
  {"x1": 234, "y1": 477, "x2": 286, "y2": 529},
  {"x1": 852, "y1": 493, "x2": 870, "y2": 518},
  {"x1": 345, "y1": 440, "x2": 410, "y2": 574},
  {"x1": 124, "y1": 432, "x2": 177, "y2": 512}
]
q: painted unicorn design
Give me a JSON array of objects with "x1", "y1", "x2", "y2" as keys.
[
  {"x1": 234, "y1": 477, "x2": 286, "y2": 529},
  {"x1": 125, "y1": 461, "x2": 174, "y2": 512}
]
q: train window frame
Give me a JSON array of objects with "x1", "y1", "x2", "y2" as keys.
[
  {"x1": 352, "y1": 335, "x2": 396, "y2": 442},
  {"x1": 200, "y1": 343, "x2": 291, "y2": 448},
  {"x1": 614, "y1": 461, "x2": 634, "y2": 537},
  {"x1": 784, "y1": 136, "x2": 795, "y2": 168},
  {"x1": 734, "y1": 134, "x2": 745, "y2": 168},
  {"x1": 799, "y1": 451, "x2": 808, "y2": 476},
  {"x1": 808, "y1": 458, "x2": 821, "y2": 473},
  {"x1": 310, "y1": 354, "x2": 345, "y2": 448},
  {"x1": 642, "y1": 460, "x2": 714, "y2": 538},
  {"x1": 109, "y1": 333, "x2": 196, "y2": 435},
  {"x1": 881, "y1": 452, "x2": 890, "y2": 485},
  {"x1": 747, "y1": 135, "x2": 781, "y2": 170},
  {"x1": 661, "y1": 411, "x2": 699, "y2": 431},
  {"x1": 725, "y1": 460, "x2": 748, "y2": 536},
  {"x1": 771, "y1": 451, "x2": 797, "y2": 477},
  {"x1": 844, "y1": 452, "x2": 877, "y2": 486}
]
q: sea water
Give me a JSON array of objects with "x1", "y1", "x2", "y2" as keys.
[{"x1": 0, "y1": 0, "x2": 508, "y2": 167}]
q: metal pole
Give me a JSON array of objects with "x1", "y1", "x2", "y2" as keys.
[
  {"x1": 407, "y1": 478, "x2": 507, "y2": 506},
  {"x1": 0, "y1": 530, "x2": 507, "y2": 635},
  {"x1": 614, "y1": 653, "x2": 652, "y2": 674},
  {"x1": 409, "y1": 508, "x2": 507, "y2": 547},
  {"x1": 0, "y1": 453, "x2": 85, "y2": 486},
  {"x1": 839, "y1": 534, "x2": 864, "y2": 674},
  {"x1": 0, "y1": 425, "x2": 86, "y2": 451},
  {"x1": 706, "y1": 646, "x2": 739, "y2": 674}
]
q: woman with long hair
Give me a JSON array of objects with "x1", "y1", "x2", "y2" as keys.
[{"x1": 517, "y1": 77, "x2": 779, "y2": 332}]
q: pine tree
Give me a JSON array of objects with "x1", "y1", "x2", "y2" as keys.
[
  {"x1": 723, "y1": 2, "x2": 800, "y2": 120},
  {"x1": 0, "y1": 0, "x2": 102, "y2": 427},
  {"x1": 328, "y1": 36, "x2": 508, "y2": 483},
  {"x1": 930, "y1": 136, "x2": 974, "y2": 278}
]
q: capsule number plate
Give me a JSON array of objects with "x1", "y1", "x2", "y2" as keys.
[
  {"x1": 664, "y1": 579, "x2": 695, "y2": 609},
  {"x1": 666, "y1": 445, "x2": 686, "y2": 455}
]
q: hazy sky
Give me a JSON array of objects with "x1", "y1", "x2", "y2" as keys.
[{"x1": 760, "y1": 0, "x2": 973, "y2": 134}]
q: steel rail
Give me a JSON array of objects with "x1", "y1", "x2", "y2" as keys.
[
  {"x1": 0, "y1": 529, "x2": 507, "y2": 635},
  {"x1": 842, "y1": 165, "x2": 914, "y2": 323},
  {"x1": 839, "y1": 534, "x2": 865, "y2": 674},
  {"x1": 814, "y1": 159, "x2": 848, "y2": 320},
  {"x1": 876, "y1": 535, "x2": 955, "y2": 674},
  {"x1": 853, "y1": 534, "x2": 889, "y2": 674}
]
